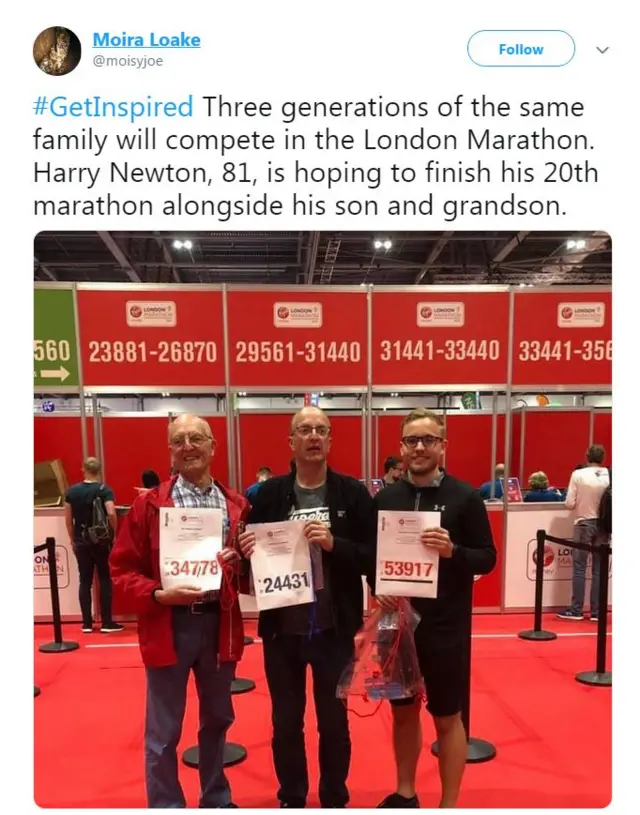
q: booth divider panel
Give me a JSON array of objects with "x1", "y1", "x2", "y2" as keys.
[
  {"x1": 510, "y1": 411, "x2": 522, "y2": 484},
  {"x1": 593, "y1": 411, "x2": 612, "y2": 466},
  {"x1": 522, "y1": 411, "x2": 591, "y2": 491},
  {"x1": 239, "y1": 414, "x2": 363, "y2": 493},
  {"x1": 34, "y1": 416, "x2": 89, "y2": 490},
  {"x1": 445, "y1": 413, "x2": 506, "y2": 489}
]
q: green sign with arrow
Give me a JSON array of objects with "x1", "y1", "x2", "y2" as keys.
[{"x1": 34, "y1": 289, "x2": 79, "y2": 389}]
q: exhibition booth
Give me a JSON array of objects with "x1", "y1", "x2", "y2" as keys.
[{"x1": 33, "y1": 282, "x2": 611, "y2": 621}]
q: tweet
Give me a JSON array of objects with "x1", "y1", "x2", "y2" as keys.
[{"x1": 8, "y1": 2, "x2": 635, "y2": 814}]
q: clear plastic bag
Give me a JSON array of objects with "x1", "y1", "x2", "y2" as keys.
[{"x1": 336, "y1": 599, "x2": 425, "y2": 702}]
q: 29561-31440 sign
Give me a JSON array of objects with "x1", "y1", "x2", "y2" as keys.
[{"x1": 77, "y1": 289, "x2": 226, "y2": 388}]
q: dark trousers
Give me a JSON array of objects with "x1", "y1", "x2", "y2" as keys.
[
  {"x1": 263, "y1": 630, "x2": 354, "y2": 808},
  {"x1": 145, "y1": 611, "x2": 234, "y2": 808},
  {"x1": 74, "y1": 542, "x2": 114, "y2": 627}
]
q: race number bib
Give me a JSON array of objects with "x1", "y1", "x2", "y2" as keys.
[
  {"x1": 375, "y1": 510, "x2": 441, "y2": 599},
  {"x1": 288, "y1": 506, "x2": 329, "y2": 590},
  {"x1": 159, "y1": 508, "x2": 223, "y2": 591},
  {"x1": 248, "y1": 520, "x2": 314, "y2": 611}
]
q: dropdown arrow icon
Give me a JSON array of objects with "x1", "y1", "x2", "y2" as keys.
[{"x1": 597, "y1": 46, "x2": 609, "y2": 54}]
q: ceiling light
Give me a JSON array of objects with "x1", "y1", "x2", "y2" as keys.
[
  {"x1": 383, "y1": 240, "x2": 392, "y2": 250},
  {"x1": 173, "y1": 239, "x2": 193, "y2": 250},
  {"x1": 374, "y1": 240, "x2": 382, "y2": 249}
]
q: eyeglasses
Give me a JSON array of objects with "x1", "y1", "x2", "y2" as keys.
[
  {"x1": 402, "y1": 434, "x2": 443, "y2": 449},
  {"x1": 170, "y1": 433, "x2": 212, "y2": 447},
  {"x1": 293, "y1": 425, "x2": 331, "y2": 438}
]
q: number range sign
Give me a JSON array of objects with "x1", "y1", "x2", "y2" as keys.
[
  {"x1": 76, "y1": 289, "x2": 226, "y2": 389},
  {"x1": 511, "y1": 290, "x2": 612, "y2": 387},
  {"x1": 371, "y1": 290, "x2": 510, "y2": 387},
  {"x1": 226, "y1": 289, "x2": 368, "y2": 387}
]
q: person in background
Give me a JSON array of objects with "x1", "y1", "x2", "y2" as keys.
[
  {"x1": 557, "y1": 444, "x2": 610, "y2": 622},
  {"x1": 524, "y1": 471, "x2": 564, "y2": 502},
  {"x1": 64, "y1": 457, "x2": 123, "y2": 634},
  {"x1": 238, "y1": 406, "x2": 375, "y2": 809},
  {"x1": 110, "y1": 414, "x2": 250, "y2": 808},
  {"x1": 478, "y1": 463, "x2": 505, "y2": 500},
  {"x1": 135, "y1": 469, "x2": 162, "y2": 495},
  {"x1": 382, "y1": 456, "x2": 403, "y2": 486},
  {"x1": 374, "y1": 408, "x2": 496, "y2": 809},
  {"x1": 245, "y1": 466, "x2": 273, "y2": 503}
]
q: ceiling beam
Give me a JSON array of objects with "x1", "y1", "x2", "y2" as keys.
[
  {"x1": 154, "y1": 232, "x2": 181, "y2": 283},
  {"x1": 492, "y1": 231, "x2": 530, "y2": 263},
  {"x1": 97, "y1": 231, "x2": 142, "y2": 282},
  {"x1": 34, "y1": 255, "x2": 57, "y2": 281},
  {"x1": 415, "y1": 231, "x2": 454, "y2": 283},
  {"x1": 305, "y1": 232, "x2": 321, "y2": 284}
]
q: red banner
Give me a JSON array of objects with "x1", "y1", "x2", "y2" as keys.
[
  {"x1": 227, "y1": 290, "x2": 367, "y2": 387},
  {"x1": 372, "y1": 290, "x2": 509, "y2": 386},
  {"x1": 512, "y1": 290, "x2": 612, "y2": 386},
  {"x1": 77, "y1": 289, "x2": 225, "y2": 388}
]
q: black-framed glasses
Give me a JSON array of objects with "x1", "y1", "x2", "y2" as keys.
[
  {"x1": 402, "y1": 434, "x2": 443, "y2": 449},
  {"x1": 293, "y1": 425, "x2": 331, "y2": 438}
]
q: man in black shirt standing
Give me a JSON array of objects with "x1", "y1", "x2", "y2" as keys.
[
  {"x1": 65, "y1": 457, "x2": 122, "y2": 633},
  {"x1": 374, "y1": 408, "x2": 496, "y2": 809},
  {"x1": 238, "y1": 406, "x2": 375, "y2": 809}
]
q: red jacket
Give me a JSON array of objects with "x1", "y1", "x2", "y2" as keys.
[{"x1": 110, "y1": 477, "x2": 250, "y2": 668}]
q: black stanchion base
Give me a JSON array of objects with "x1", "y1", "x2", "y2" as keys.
[
  {"x1": 431, "y1": 737, "x2": 497, "y2": 764},
  {"x1": 518, "y1": 630, "x2": 558, "y2": 641},
  {"x1": 38, "y1": 641, "x2": 80, "y2": 654},
  {"x1": 182, "y1": 743, "x2": 248, "y2": 769},
  {"x1": 34, "y1": 686, "x2": 41, "y2": 697},
  {"x1": 244, "y1": 635, "x2": 254, "y2": 645},
  {"x1": 231, "y1": 677, "x2": 256, "y2": 694},
  {"x1": 575, "y1": 670, "x2": 612, "y2": 687}
]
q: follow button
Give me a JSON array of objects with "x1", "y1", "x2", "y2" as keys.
[{"x1": 467, "y1": 30, "x2": 575, "y2": 67}]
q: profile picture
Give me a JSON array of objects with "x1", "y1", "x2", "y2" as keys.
[{"x1": 33, "y1": 27, "x2": 81, "y2": 76}]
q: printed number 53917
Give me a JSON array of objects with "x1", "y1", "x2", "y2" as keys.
[{"x1": 383, "y1": 561, "x2": 433, "y2": 578}]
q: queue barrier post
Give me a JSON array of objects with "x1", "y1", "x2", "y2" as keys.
[
  {"x1": 431, "y1": 590, "x2": 496, "y2": 764},
  {"x1": 518, "y1": 529, "x2": 558, "y2": 642},
  {"x1": 576, "y1": 541, "x2": 612, "y2": 687},
  {"x1": 36, "y1": 538, "x2": 80, "y2": 654}
]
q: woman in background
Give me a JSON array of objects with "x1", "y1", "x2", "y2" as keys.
[{"x1": 524, "y1": 471, "x2": 564, "y2": 502}]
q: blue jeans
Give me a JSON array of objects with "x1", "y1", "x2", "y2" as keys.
[
  {"x1": 145, "y1": 610, "x2": 235, "y2": 808},
  {"x1": 569, "y1": 520, "x2": 601, "y2": 617}
]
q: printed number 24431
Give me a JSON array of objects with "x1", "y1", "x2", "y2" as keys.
[{"x1": 263, "y1": 572, "x2": 310, "y2": 593}]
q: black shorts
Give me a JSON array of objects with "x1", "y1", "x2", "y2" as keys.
[{"x1": 390, "y1": 623, "x2": 465, "y2": 718}]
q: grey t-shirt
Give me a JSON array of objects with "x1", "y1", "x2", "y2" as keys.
[{"x1": 280, "y1": 483, "x2": 335, "y2": 636}]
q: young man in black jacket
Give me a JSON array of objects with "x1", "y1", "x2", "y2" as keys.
[
  {"x1": 374, "y1": 408, "x2": 496, "y2": 809},
  {"x1": 238, "y1": 406, "x2": 375, "y2": 809}
]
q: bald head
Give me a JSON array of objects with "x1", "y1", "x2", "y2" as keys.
[
  {"x1": 168, "y1": 414, "x2": 213, "y2": 443},
  {"x1": 290, "y1": 406, "x2": 331, "y2": 434}
]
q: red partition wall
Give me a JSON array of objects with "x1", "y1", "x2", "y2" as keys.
[
  {"x1": 445, "y1": 413, "x2": 506, "y2": 488},
  {"x1": 34, "y1": 416, "x2": 90, "y2": 489},
  {"x1": 238, "y1": 413, "x2": 363, "y2": 492},
  {"x1": 510, "y1": 409, "x2": 523, "y2": 484},
  {"x1": 520, "y1": 410, "x2": 591, "y2": 489},
  {"x1": 101, "y1": 415, "x2": 229, "y2": 506},
  {"x1": 593, "y1": 410, "x2": 612, "y2": 465}
]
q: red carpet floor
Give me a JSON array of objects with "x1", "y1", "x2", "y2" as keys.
[{"x1": 34, "y1": 614, "x2": 611, "y2": 808}]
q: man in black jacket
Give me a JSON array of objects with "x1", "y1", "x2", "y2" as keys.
[
  {"x1": 238, "y1": 406, "x2": 375, "y2": 809},
  {"x1": 374, "y1": 408, "x2": 496, "y2": 809}
]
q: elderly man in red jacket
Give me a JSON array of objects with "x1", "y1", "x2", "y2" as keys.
[{"x1": 110, "y1": 414, "x2": 249, "y2": 809}]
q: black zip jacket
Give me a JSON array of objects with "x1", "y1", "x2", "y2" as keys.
[
  {"x1": 246, "y1": 468, "x2": 376, "y2": 640},
  {"x1": 373, "y1": 473, "x2": 496, "y2": 629}
]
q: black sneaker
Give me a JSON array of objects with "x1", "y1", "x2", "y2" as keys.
[
  {"x1": 377, "y1": 793, "x2": 419, "y2": 808},
  {"x1": 81, "y1": 625, "x2": 94, "y2": 633},
  {"x1": 280, "y1": 802, "x2": 305, "y2": 808},
  {"x1": 100, "y1": 623, "x2": 125, "y2": 633},
  {"x1": 556, "y1": 610, "x2": 583, "y2": 621}
]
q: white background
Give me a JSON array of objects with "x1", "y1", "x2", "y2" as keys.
[{"x1": 2, "y1": 1, "x2": 637, "y2": 813}]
